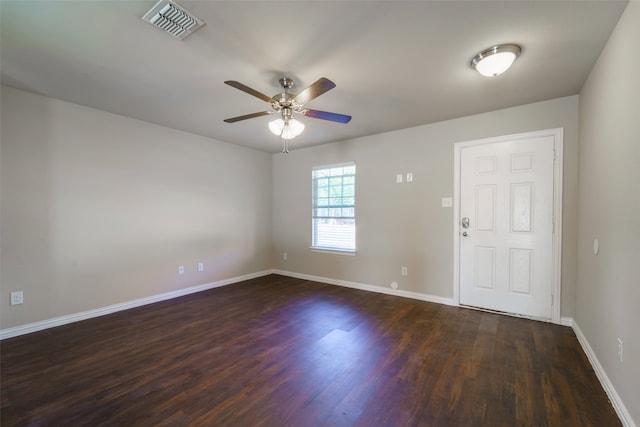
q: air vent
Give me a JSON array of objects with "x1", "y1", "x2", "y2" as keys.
[{"x1": 142, "y1": 0, "x2": 205, "y2": 40}]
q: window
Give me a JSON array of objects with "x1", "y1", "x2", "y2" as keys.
[{"x1": 312, "y1": 162, "x2": 356, "y2": 252}]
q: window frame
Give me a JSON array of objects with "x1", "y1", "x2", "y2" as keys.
[{"x1": 310, "y1": 162, "x2": 356, "y2": 254}]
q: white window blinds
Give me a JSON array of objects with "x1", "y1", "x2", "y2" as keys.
[{"x1": 312, "y1": 162, "x2": 356, "y2": 252}]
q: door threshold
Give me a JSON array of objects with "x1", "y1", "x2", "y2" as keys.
[{"x1": 459, "y1": 304, "x2": 553, "y2": 324}]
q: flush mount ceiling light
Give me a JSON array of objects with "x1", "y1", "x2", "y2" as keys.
[{"x1": 471, "y1": 44, "x2": 521, "y2": 77}]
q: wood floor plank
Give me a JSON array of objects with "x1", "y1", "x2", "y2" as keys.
[{"x1": 1, "y1": 274, "x2": 621, "y2": 426}]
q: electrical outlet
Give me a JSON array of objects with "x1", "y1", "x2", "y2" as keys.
[
  {"x1": 197, "y1": 262, "x2": 204, "y2": 272},
  {"x1": 283, "y1": 252, "x2": 288, "y2": 261},
  {"x1": 10, "y1": 291, "x2": 24, "y2": 306},
  {"x1": 617, "y1": 338, "x2": 623, "y2": 363},
  {"x1": 178, "y1": 265, "x2": 184, "y2": 275},
  {"x1": 401, "y1": 266, "x2": 408, "y2": 276}
]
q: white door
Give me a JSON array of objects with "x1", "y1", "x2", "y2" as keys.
[{"x1": 458, "y1": 132, "x2": 557, "y2": 320}]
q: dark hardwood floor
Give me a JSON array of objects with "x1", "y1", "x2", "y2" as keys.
[{"x1": 1, "y1": 274, "x2": 620, "y2": 426}]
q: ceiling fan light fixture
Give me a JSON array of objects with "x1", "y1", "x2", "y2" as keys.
[
  {"x1": 269, "y1": 118, "x2": 304, "y2": 139},
  {"x1": 268, "y1": 119, "x2": 285, "y2": 135},
  {"x1": 286, "y1": 119, "x2": 305, "y2": 138},
  {"x1": 471, "y1": 44, "x2": 521, "y2": 77}
]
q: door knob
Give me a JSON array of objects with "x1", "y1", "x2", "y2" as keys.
[{"x1": 461, "y1": 217, "x2": 470, "y2": 228}]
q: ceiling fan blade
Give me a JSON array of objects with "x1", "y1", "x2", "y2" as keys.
[
  {"x1": 294, "y1": 78, "x2": 336, "y2": 105},
  {"x1": 224, "y1": 81, "x2": 274, "y2": 104},
  {"x1": 223, "y1": 111, "x2": 272, "y2": 123},
  {"x1": 303, "y1": 109, "x2": 352, "y2": 124}
]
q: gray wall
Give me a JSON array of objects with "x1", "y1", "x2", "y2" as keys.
[
  {"x1": 577, "y1": 1, "x2": 639, "y2": 422},
  {"x1": 273, "y1": 95, "x2": 579, "y2": 318},
  {"x1": 1, "y1": 86, "x2": 273, "y2": 329}
]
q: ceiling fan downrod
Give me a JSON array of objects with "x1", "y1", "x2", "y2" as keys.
[{"x1": 279, "y1": 77, "x2": 294, "y2": 91}]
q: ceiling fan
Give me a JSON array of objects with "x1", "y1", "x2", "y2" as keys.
[{"x1": 223, "y1": 77, "x2": 352, "y2": 152}]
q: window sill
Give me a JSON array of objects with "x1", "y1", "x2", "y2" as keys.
[{"x1": 310, "y1": 247, "x2": 356, "y2": 256}]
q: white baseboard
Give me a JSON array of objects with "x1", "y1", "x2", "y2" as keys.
[
  {"x1": 0, "y1": 270, "x2": 273, "y2": 340},
  {"x1": 272, "y1": 269, "x2": 456, "y2": 307},
  {"x1": 560, "y1": 316, "x2": 574, "y2": 327},
  {"x1": 571, "y1": 319, "x2": 635, "y2": 427}
]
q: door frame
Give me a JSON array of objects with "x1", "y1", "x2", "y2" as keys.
[{"x1": 453, "y1": 128, "x2": 563, "y2": 324}]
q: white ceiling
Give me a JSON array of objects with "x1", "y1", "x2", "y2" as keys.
[{"x1": 0, "y1": 0, "x2": 628, "y2": 153}]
